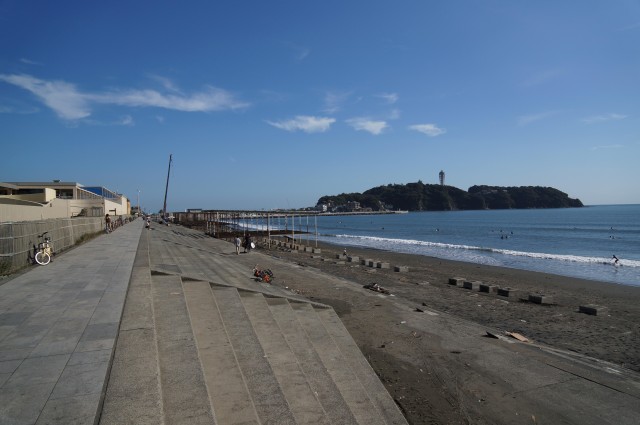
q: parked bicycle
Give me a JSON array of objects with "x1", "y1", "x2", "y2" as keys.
[{"x1": 35, "y1": 232, "x2": 53, "y2": 265}]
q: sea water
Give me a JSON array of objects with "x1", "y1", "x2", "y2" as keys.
[{"x1": 273, "y1": 205, "x2": 640, "y2": 287}]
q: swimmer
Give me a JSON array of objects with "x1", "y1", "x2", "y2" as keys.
[{"x1": 612, "y1": 255, "x2": 620, "y2": 265}]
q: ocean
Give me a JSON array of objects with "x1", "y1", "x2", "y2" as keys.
[{"x1": 265, "y1": 205, "x2": 640, "y2": 287}]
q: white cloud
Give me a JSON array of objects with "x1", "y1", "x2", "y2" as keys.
[
  {"x1": 0, "y1": 73, "x2": 249, "y2": 121},
  {"x1": 376, "y1": 92, "x2": 399, "y2": 104},
  {"x1": 516, "y1": 110, "x2": 560, "y2": 126},
  {"x1": 0, "y1": 74, "x2": 90, "y2": 120},
  {"x1": 582, "y1": 113, "x2": 628, "y2": 124},
  {"x1": 266, "y1": 115, "x2": 335, "y2": 133},
  {"x1": 90, "y1": 86, "x2": 248, "y2": 112},
  {"x1": 409, "y1": 123, "x2": 446, "y2": 137},
  {"x1": 346, "y1": 117, "x2": 388, "y2": 135}
]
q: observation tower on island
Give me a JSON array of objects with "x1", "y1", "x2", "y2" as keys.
[{"x1": 439, "y1": 170, "x2": 445, "y2": 186}]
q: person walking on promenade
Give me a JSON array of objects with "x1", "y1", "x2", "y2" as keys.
[
  {"x1": 244, "y1": 234, "x2": 252, "y2": 253},
  {"x1": 235, "y1": 235, "x2": 241, "y2": 255},
  {"x1": 105, "y1": 214, "x2": 112, "y2": 233}
]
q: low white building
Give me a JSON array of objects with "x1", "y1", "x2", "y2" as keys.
[{"x1": 0, "y1": 181, "x2": 130, "y2": 222}]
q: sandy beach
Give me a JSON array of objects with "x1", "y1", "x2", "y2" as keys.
[{"x1": 253, "y1": 237, "x2": 640, "y2": 424}]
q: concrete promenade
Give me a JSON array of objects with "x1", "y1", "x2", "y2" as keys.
[
  {"x1": 1, "y1": 219, "x2": 639, "y2": 424},
  {"x1": 0, "y1": 220, "x2": 142, "y2": 425},
  {"x1": 0, "y1": 220, "x2": 408, "y2": 425}
]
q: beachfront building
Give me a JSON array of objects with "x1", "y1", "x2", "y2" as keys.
[
  {"x1": 346, "y1": 201, "x2": 361, "y2": 212},
  {"x1": 315, "y1": 203, "x2": 329, "y2": 212},
  {"x1": 0, "y1": 181, "x2": 130, "y2": 222}
]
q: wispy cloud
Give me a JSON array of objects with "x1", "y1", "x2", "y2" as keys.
[
  {"x1": 0, "y1": 74, "x2": 91, "y2": 119},
  {"x1": 90, "y1": 86, "x2": 248, "y2": 112},
  {"x1": 375, "y1": 92, "x2": 399, "y2": 104},
  {"x1": 20, "y1": 58, "x2": 42, "y2": 66},
  {"x1": 323, "y1": 91, "x2": 352, "y2": 114},
  {"x1": 346, "y1": 117, "x2": 388, "y2": 135},
  {"x1": 117, "y1": 115, "x2": 134, "y2": 126},
  {"x1": 589, "y1": 144, "x2": 624, "y2": 151},
  {"x1": 285, "y1": 42, "x2": 310, "y2": 61},
  {"x1": 266, "y1": 115, "x2": 335, "y2": 133},
  {"x1": 388, "y1": 108, "x2": 401, "y2": 120},
  {"x1": 0, "y1": 73, "x2": 249, "y2": 121},
  {"x1": 517, "y1": 110, "x2": 561, "y2": 126},
  {"x1": 0, "y1": 104, "x2": 39, "y2": 114},
  {"x1": 408, "y1": 123, "x2": 446, "y2": 137},
  {"x1": 582, "y1": 113, "x2": 628, "y2": 124},
  {"x1": 148, "y1": 75, "x2": 183, "y2": 94}
]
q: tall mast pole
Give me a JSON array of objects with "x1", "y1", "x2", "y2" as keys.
[{"x1": 162, "y1": 154, "x2": 172, "y2": 221}]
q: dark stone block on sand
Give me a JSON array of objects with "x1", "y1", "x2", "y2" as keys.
[
  {"x1": 463, "y1": 280, "x2": 481, "y2": 290},
  {"x1": 579, "y1": 304, "x2": 608, "y2": 316},
  {"x1": 529, "y1": 294, "x2": 553, "y2": 305},
  {"x1": 479, "y1": 284, "x2": 497, "y2": 293},
  {"x1": 497, "y1": 287, "x2": 518, "y2": 297}
]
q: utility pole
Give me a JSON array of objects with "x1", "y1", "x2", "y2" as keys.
[{"x1": 162, "y1": 154, "x2": 173, "y2": 222}]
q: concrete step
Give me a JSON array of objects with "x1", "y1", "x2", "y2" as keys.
[
  {"x1": 151, "y1": 274, "x2": 214, "y2": 425},
  {"x1": 291, "y1": 303, "x2": 386, "y2": 425},
  {"x1": 182, "y1": 279, "x2": 259, "y2": 425},
  {"x1": 239, "y1": 291, "x2": 329, "y2": 425},
  {"x1": 167, "y1": 237, "x2": 290, "y2": 298},
  {"x1": 100, "y1": 230, "x2": 163, "y2": 425},
  {"x1": 266, "y1": 298, "x2": 359, "y2": 425},
  {"x1": 315, "y1": 308, "x2": 407, "y2": 424},
  {"x1": 148, "y1": 229, "x2": 183, "y2": 275},
  {"x1": 211, "y1": 286, "x2": 297, "y2": 424}
]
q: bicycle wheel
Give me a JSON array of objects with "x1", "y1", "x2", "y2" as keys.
[{"x1": 35, "y1": 251, "x2": 51, "y2": 265}]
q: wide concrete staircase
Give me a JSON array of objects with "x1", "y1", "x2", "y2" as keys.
[{"x1": 100, "y1": 226, "x2": 407, "y2": 424}]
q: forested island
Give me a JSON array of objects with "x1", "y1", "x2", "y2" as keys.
[{"x1": 316, "y1": 182, "x2": 584, "y2": 212}]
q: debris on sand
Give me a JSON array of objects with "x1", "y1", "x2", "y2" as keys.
[
  {"x1": 506, "y1": 331, "x2": 530, "y2": 343},
  {"x1": 363, "y1": 283, "x2": 390, "y2": 294}
]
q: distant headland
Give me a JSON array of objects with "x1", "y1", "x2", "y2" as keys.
[{"x1": 316, "y1": 182, "x2": 584, "y2": 212}]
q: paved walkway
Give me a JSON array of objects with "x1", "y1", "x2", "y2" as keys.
[{"x1": 0, "y1": 220, "x2": 143, "y2": 425}]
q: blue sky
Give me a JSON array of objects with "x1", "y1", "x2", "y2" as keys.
[{"x1": 1, "y1": 1, "x2": 639, "y2": 212}]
